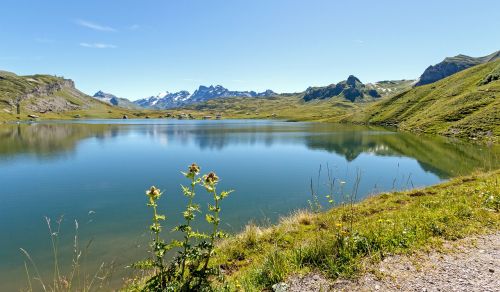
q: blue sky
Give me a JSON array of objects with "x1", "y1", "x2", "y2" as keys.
[{"x1": 1, "y1": 0, "x2": 499, "y2": 100}]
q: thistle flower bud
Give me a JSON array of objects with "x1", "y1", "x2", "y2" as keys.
[
  {"x1": 188, "y1": 163, "x2": 200, "y2": 175},
  {"x1": 146, "y1": 186, "x2": 161, "y2": 200},
  {"x1": 204, "y1": 172, "x2": 219, "y2": 185}
]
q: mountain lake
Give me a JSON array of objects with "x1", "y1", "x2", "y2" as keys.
[{"x1": 0, "y1": 119, "x2": 498, "y2": 290}]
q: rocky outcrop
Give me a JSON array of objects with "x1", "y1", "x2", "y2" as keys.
[
  {"x1": 25, "y1": 79, "x2": 75, "y2": 99},
  {"x1": 479, "y1": 63, "x2": 500, "y2": 85},
  {"x1": 16, "y1": 79, "x2": 82, "y2": 113},
  {"x1": 415, "y1": 50, "x2": 500, "y2": 86},
  {"x1": 24, "y1": 95, "x2": 81, "y2": 113},
  {"x1": 0, "y1": 71, "x2": 108, "y2": 115}
]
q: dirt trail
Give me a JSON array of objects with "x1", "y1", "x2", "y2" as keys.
[{"x1": 283, "y1": 233, "x2": 499, "y2": 292}]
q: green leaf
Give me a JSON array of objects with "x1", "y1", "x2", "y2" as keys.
[
  {"x1": 182, "y1": 210, "x2": 194, "y2": 220},
  {"x1": 129, "y1": 259, "x2": 155, "y2": 270},
  {"x1": 155, "y1": 214, "x2": 166, "y2": 221},
  {"x1": 181, "y1": 185, "x2": 191, "y2": 196},
  {"x1": 220, "y1": 190, "x2": 234, "y2": 199},
  {"x1": 206, "y1": 214, "x2": 215, "y2": 223},
  {"x1": 167, "y1": 240, "x2": 183, "y2": 248},
  {"x1": 191, "y1": 231, "x2": 209, "y2": 239}
]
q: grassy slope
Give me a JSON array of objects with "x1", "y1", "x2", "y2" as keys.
[
  {"x1": 213, "y1": 170, "x2": 500, "y2": 290},
  {"x1": 176, "y1": 95, "x2": 360, "y2": 121},
  {"x1": 0, "y1": 71, "x2": 149, "y2": 122},
  {"x1": 348, "y1": 60, "x2": 500, "y2": 140}
]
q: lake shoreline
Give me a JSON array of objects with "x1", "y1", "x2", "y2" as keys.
[
  {"x1": 2, "y1": 114, "x2": 497, "y2": 145},
  {"x1": 155, "y1": 169, "x2": 499, "y2": 291}
]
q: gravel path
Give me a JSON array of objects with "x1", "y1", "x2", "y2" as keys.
[{"x1": 282, "y1": 233, "x2": 499, "y2": 292}]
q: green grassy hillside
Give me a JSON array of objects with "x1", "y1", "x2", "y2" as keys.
[
  {"x1": 182, "y1": 95, "x2": 358, "y2": 121},
  {"x1": 346, "y1": 60, "x2": 500, "y2": 140},
  {"x1": 0, "y1": 70, "x2": 138, "y2": 121},
  {"x1": 210, "y1": 170, "x2": 500, "y2": 290}
]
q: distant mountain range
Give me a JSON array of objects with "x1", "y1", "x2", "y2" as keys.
[
  {"x1": 415, "y1": 50, "x2": 500, "y2": 86},
  {"x1": 94, "y1": 78, "x2": 415, "y2": 109},
  {"x1": 133, "y1": 85, "x2": 277, "y2": 109},
  {"x1": 90, "y1": 50, "x2": 499, "y2": 108},
  {"x1": 93, "y1": 91, "x2": 141, "y2": 109}
]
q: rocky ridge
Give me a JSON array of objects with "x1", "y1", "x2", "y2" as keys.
[{"x1": 415, "y1": 50, "x2": 500, "y2": 86}]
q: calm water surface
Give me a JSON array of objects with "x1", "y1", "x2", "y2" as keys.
[{"x1": 0, "y1": 119, "x2": 498, "y2": 290}]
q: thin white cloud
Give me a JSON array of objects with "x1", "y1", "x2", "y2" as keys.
[
  {"x1": 354, "y1": 39, "x2": 365, "y2": 44},
  {"x1": 129, "y1": 24, "x2": 140, "y2": 30},
  {"x1": 80, "y1": 42, "x2": 117, "y2": 49},
  {"x1": 76, "y1": 19, "x2": 116, "y2": 32}
]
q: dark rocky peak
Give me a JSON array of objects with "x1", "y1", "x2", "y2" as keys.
[
  {"x1": 346, "y1": 75, "x2": 362, "y2": 86},
  {"x1": 303, "y1": 75, "x2": 379, "y2": 102}
]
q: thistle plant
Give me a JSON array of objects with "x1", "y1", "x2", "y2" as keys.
[
  {"x1": 201, "y1": 172, "x2": 232, "y2": 273},
  {"x1": 145, "y1": 186, "x2": 168, "y2": 288},
  {"x1": 135, "y1": 164, "x2": 233, "y2": 291},
  {"x1": 177, "y1": 163, "x2": 202, "y2": 279}
]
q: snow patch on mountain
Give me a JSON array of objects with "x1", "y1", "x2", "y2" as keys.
[{"x1": 134, "y1": 85, "x2": 276, "y2": 109}]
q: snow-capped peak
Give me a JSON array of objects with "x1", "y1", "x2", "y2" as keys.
[{"x1": 133, "y1": 85, "x2": 276, "y2": 109}]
